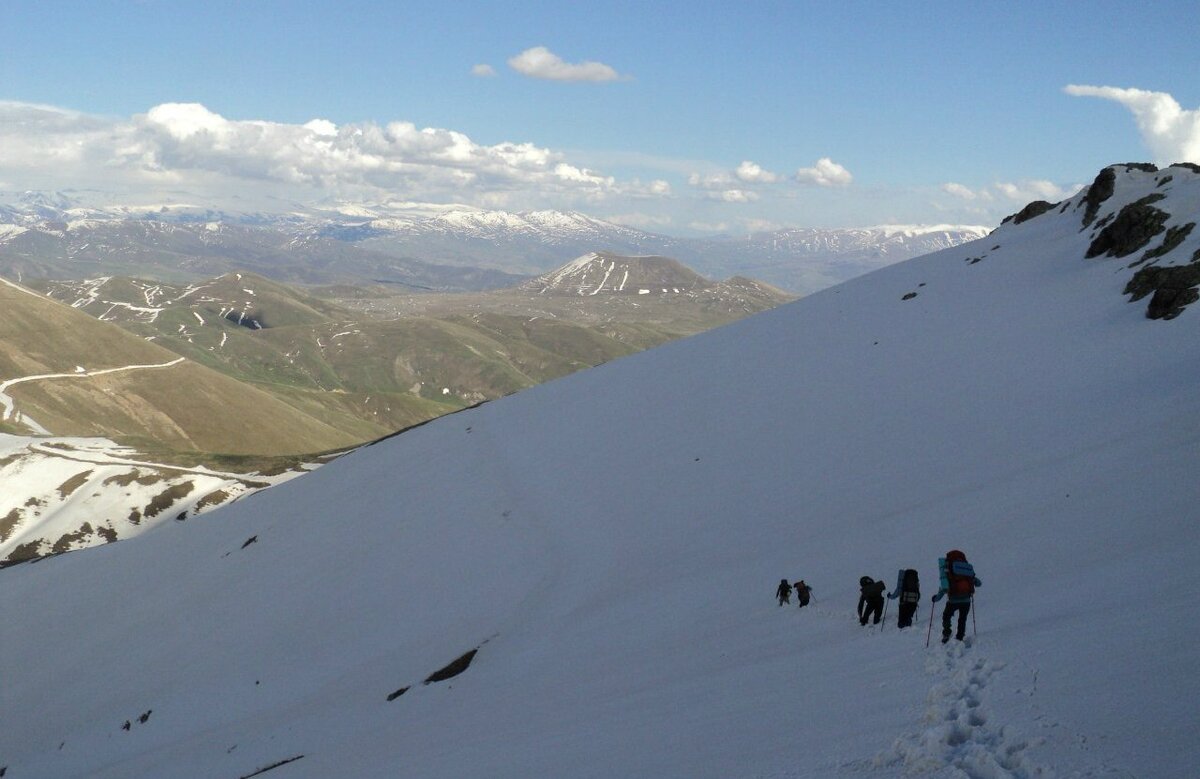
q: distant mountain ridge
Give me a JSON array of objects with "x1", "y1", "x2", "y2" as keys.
[
  {"x1": 0, "y1": 193, "x2": 988, "y2": 293},
  {"x1": 0, "y1": 204, "x2": 522, "y2": 292}
]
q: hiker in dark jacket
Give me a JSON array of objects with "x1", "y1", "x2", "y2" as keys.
[
  {"x1": 776, "y1": 578, "x2": 792, "y2": 606},
  {"x1": 857, "y1": 576, "x2": 886, "y2": 625},
  {"x1": 886, "y1": 568, "x2": 921, "y2": 628},
  {"x1": 793, "y1": 580, "x2": 811, "y2": 608},
  {"x1": 932, "y1": 550, "x2": 981, "y2": 642}
]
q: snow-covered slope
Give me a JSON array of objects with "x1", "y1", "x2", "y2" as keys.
[{"x1": 1, "y1": 164, "x2": 1198, "y2": 777}]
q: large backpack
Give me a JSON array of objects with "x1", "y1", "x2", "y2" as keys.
[
  {"x1": 900, "y1": 568, "x2": 920, "y2": 604},
  {"x1": 945, "y1": 550, "x2": 976, "y2": 598}
]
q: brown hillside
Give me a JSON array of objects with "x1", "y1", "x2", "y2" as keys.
[{"x1": 0, "y1": 280, "x2": 361, "y2": 454}]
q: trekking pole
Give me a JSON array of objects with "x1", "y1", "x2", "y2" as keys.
[
  {"x1": 925, "y1": 599, "x2": 936, "y2": 648},
  {"x1": 880, "y1": 598, "x2": 889, "y2": 633},
  {"x1": 971, "y1": 595, "x2": 977, "y2": 638}
]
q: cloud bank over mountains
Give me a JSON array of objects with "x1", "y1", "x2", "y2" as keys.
[
  {"x1": 0, "y1": 99, "x2": 862, "y2": 232},
  {"x1": 0, "y1": 100, "x2": 656, "y2": 210},
  {"x1": 3, "y1": 83, "x2": 1190, "y2": 234},
  {"x1": 940, "y1": 178, "x2": 1081, "y2": 205}
]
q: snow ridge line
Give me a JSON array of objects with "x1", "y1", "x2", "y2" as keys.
[{"x1": 874, "y1": 644, "x2": 1050, "y2": 778}]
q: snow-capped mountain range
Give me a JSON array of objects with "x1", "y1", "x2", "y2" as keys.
[
  {"x1": 309, "y1": 205, "x2": 992, "y2": 291},
  {"x1": 332, "y1": 207, "x2": 648, "y2": 241},
  {"x1": 1, "y1": 163, "x2": 1196, "y2": 777},
  {"x1": 0, "y1": 192, "x2": 988, "y2": 293}
]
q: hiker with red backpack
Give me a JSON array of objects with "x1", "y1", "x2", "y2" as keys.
[
  {"x1": 931, "y1": 550, "x2": 981, "y2": 643},
  {"x1": 886, "y1": 568, "x2": 921, "y2": 628}
]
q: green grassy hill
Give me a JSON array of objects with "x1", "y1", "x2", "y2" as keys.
[{"x1": 28, "y1": 258, "x2": 793, "y2": 450}]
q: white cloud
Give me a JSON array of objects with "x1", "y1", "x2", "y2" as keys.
[
  {"x1": 0, "y1": 100, "x2": 665, "y2": 214},
  {"x1": 1065, "y1": 84, "x2": 1200, "y2": 164},
  {"x1": 942, "y1": 182, "x2": 979, "y2": 200},
  {"x1": 795, "y1": 157, "x2": 853, "y2": 187},
  {"x1": 552, "y1": 162, "x2": 615, "y2": 187},
  {"x1": 688, "y1": 171, "x2": 733, "y2": 189},
  {"x1": 507, "y1": 46, "x2": 624, "y2": 83},
  {"x1": 690, "y1": 161, "x2": 778, "y2": 190},
  {"x1": 933, "y1": 178, "x2": 1085, "y2": 225},
  {"x1": 471, "y1": 64, "x2": 497, "y2": 78},
  {"x1": 706, "y1": 189, "x2": 759, "y2": 203},
  {"x1": 993, "y1": 180, "x2": 1079, "y2": 203},
  {"x1": 303, "y1": 119, "x2": 338, "y2": 137},
  {"x1": 735, "y1": 160, "x2": 778, "y2": 184}
]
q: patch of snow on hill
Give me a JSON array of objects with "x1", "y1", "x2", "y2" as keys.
[
  {"x1": 0, "y1": 223, "x2": 28, "y2": 242},
  {"x1": 0, "y1": 435, "x2": 310, "y2": 566}
]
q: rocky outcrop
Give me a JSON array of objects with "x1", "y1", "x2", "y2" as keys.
[
  {"x1": 1003, "y1": 200, "x2": 1056, "y2": 226},
  {"x1": 1086, "y1": 195, "x2": 1169, "y2": 259},
  {"x1": 1080, "y1": 167, "x2": 1118, "y2": 228},
  {"x1": 1125, "y1": 261, "x2": 1200, "y2": 320},
  {"x1": 424, "y1": 648, "x2": 479, "y2": 684}
]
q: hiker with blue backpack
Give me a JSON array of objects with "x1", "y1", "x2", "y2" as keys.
[{"x1": 931, "y1": 549, "x2": 981, "y2": 643}]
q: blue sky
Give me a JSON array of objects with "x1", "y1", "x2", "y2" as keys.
[{"x1": 1, "y1": 1, "x2": 1198, "y2": 233}]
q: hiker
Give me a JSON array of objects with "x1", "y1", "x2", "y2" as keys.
[
  {"x1": 857, "y1": 576, "x2": 886, "y2": 625},
  {"x1": 932, "y1": 550, "x2": 981, "y2": 642},
  {"x1": 776, "y1": 578, "x2": 792, "y2": 606},
  {"x1": 886, "y1": 568, "x2": 921, "y2": 628},
  {"x1": 793, "y1": 580, "x2": 812, "y2": 608}
]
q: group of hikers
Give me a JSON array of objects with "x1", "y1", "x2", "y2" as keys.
[
  {"x1": 777, "y1": 578, "x2": 813, "y2": 607},
  {"x1": 776, "y1": 549, "x2": 981, "y2": 644}
]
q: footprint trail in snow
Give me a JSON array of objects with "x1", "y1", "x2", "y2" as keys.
[{"x1": 876, "y1": 642, "x2": 1052, "y2": 778}]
